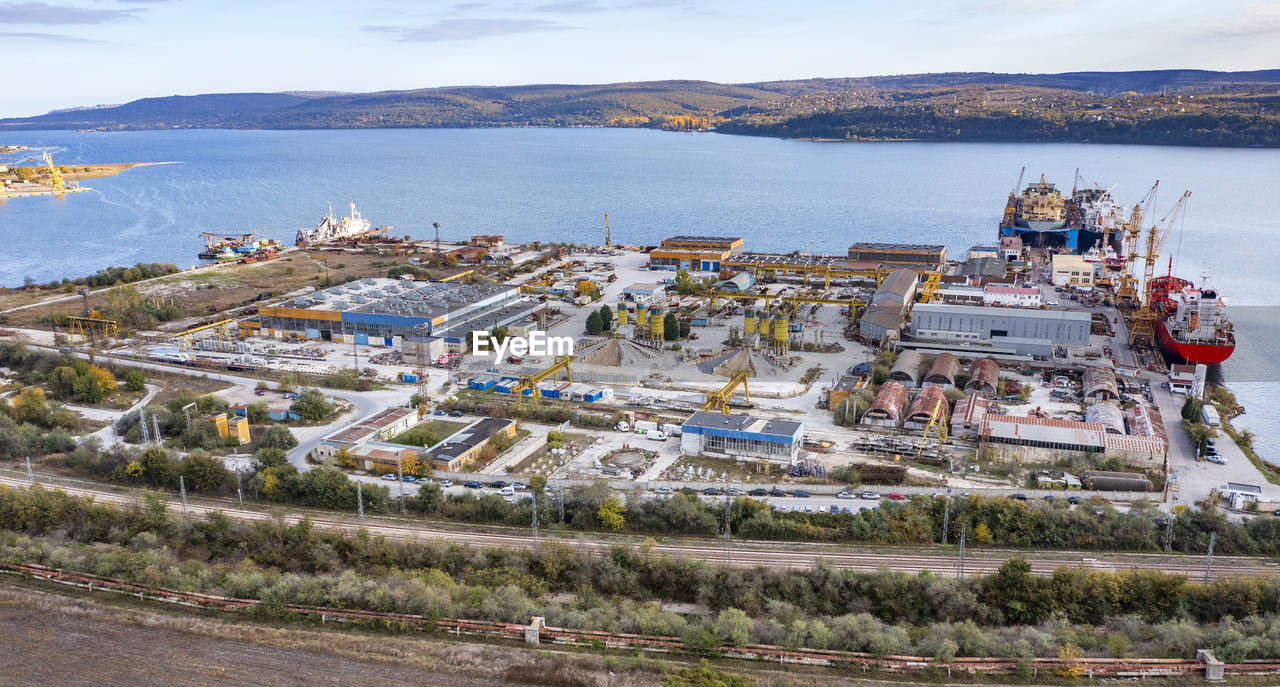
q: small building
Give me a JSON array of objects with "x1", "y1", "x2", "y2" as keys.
[
  {"x1": 979, "y1": 414, "x2": 1165, "y2": 468},
  {"x1": 938, "y1": 285, "x2": 985, "y2": 305},
  {"x1": 887, "y1": 349, "x2": 924, "y2": 387},
  {"x1": 1125, "y1": 403, "x2": 1167, "y2": 442},
  {"x1": 950, "y1": 394, "x2": 989, "y2": 437},
  {"x1": 965, "y1": 358, "x2": 1000, "y2": 396},
  {"x1": 207, "y1": 412, "x2": 229, "y2": 439},
  {"x1": 909, "y1": 303, "x2": 1090, "y2": 351},
  {"x1": 922, "y1": 353, "x2": 960, "y2": 388},
  {"x1": 314, "y1": 407, "x2": 421, "y2": 460},
  {"x1": 427, "y1": 418, "x2": 518, "y2": 472},
  {"x1": 968, "y1": 246, "x2": 1000, "y2": 260},
  {"x1": 470, "y1": 234, "x2": 504, "y2": 247},
  {"x1": 983, "y1": 285, "x2": 1042, "y2": 308},
  {"x1": 1052, "y1": 254, "x2": 1095, "y2": 288},
  {"x1": 1083, "y1": 366, "x2": 1119, "y2": 401},
  {"x1": 904, "y1": 385, "x2": 948, "y2": 430},
  {"x1": 649, "y1": 236, "x2": 743, "y2": 272},
  {"x1": 1085, "y1": 402, "x2": 1125, "y2": 434},
  {"x1": 861, "y1": 381, "x2": 908, "y2": 428},
  {"x1": 227, "y1": 416, "x2": 251, "y2": 444},
  {"x1": 999, "y1": 235, "x2": 1023, "y2": 260},
  {"x1": 679, "y1": 411, "x2": 803, "y2": 465},
  {"x1": 829, "y1": 374, "x2": 865, "y2": 407},
  {"x1": 229, "y1": 403, "x2": 248, "y2": 417},
  {"x1": 351, "y1": 443, "x2": 422, "y2": 474},
  {"x1": 622, "y1": 283, "x2": 665, "y2": 303},
  {"x1": 267, "y1": 407, "x2": 301, "y2": 422},
  {"x1": 712, "y1": 272, "x2": 755, "y2": 292},
  {"x1": 858, "y1": 268, "x2": 919, "y2": 343},
  {"x1": 1168, "y1": 364, "x2": 1196, "y2": 395}
]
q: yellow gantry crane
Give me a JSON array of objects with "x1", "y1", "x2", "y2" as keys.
[
  {"x1": 917, "y1": 270, "x2": 942, "y2": 304},
  {"x1": 604, "y1": 212, "x2": 611, "y2": 248},
  {"x1": 707, "y1": 290, "x2": 865, "y2": 322},
  {"x1": 174, "y1": 319, "x2": 234, "y2": 361},
  {"x1": 42, "y1": 152, "x2": 65, "y2": 193},
  {"x1": 66, "y1": 316, "x2": 119, "y2": 344},
  {"x1": 702, "y1": 369, "x2": 750, "y2": 414},
  {"x1": 1129, "y1": 190, "x2": 1192, "y2": 345},
  {"x1": 512, "y1": 355, "x2": 575, "y2": 404}
]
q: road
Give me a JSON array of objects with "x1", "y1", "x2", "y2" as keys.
[{"x1": 3, "y1": 470, "x2": 1272, "y2": 581}]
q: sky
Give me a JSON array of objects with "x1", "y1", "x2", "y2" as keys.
[{"x1": 2, "y1": 0, "x2": 1278, "y2": 116}]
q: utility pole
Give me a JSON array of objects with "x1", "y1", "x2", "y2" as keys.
[
  {"x1": 139, "y1": 410, "x2": 150, "y2": 445},
  {"x1": 25, "y1": 457, "x2": 34, "y2": 486},
  {"x1": 1163, "y1": 513, "x2": 1174, "y2": 552},
  {"x1": 236, "y1": 470, "x2": 243, "y2": 507},
  {"x1": 1204, "y1": 531, "x2": 1216, "y2": 583},
  {"x1": 352, "y1": 335, "x2": 359, "y2": 374},
  {"x1": 957, "y1": 521, "x2": 967, "y2": 578},
  {"x1": 179, "y1": 475, "x2": 188, "y2": 515},
  {"x1": 357, "y1": 481, "x2": 364, "y2": 521},
  {"x1": 433, "y1": 221, "x2": 441, "y2": 257},
  {"x1": 722, "y1": 479, "x2": 732, "y2": 566},
  {"x1": 396, "y1": 454, "x2": 406, "y2": 513},
  {"x1": 531, "y1": 493, "x2": 540, "y2": 553},
  {"x1": 942, "y1": 489, "x2": 951, "y2": 545},
  {"x1": 151, "y1": 414, "x2": 161, "y2": 447},
  {"x1": 558, "y1": 484, "x2": 565, "y2": 524}
]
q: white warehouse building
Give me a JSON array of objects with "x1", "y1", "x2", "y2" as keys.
[{"x1": 680, "y1": 411, "x2": 803, "y2": 465}]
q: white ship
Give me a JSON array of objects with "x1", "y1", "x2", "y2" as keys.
[{"x1": 296, "y1": 203, "x2": 385, "y2": 245}]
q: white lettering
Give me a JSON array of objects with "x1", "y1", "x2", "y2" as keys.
[
  {"x1": 491, "y1": 335, "x2": 510, "y2": 359},
  {"x1": 470, "y1": 331, "x2": 489, "y2": 355},
  {"x1": 545, "y1": 335, "x2": 574, "y2": 356},
  {"x1": 508, "y1": 337, "x2": 527, "y2": 357}
]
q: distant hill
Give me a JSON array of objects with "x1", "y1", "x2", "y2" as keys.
[{"x1": 4, "y1": 70, "x2": 1279, "y2": 146}]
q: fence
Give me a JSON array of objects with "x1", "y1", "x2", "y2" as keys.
[{"x1": 4, "y1": 561, "x2": 1274, "y2": 679}]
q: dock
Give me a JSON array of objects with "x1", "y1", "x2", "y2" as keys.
[{"x1": 1, "y1": 186, "x2": 92, "y2": 199}]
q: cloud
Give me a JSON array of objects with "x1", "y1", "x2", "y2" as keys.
[
  {"x1": 117, "y1": 0, "x2": 168, "y2": 3},
  {"x1": 0, "y1": 29, "x2": 104, "y2": 42},
  {"x1": 535, "y1": 0, "x2": 604, "y2": 12},
  {"x1": 969, "y1": 0, "x2": 1084, "y2": 11},
  {"x1": 1203, "y1": 4, "x2": 1280, "y2": 37},
  {"x1": 365, "y1": 17, "x2": 569, "y2": 42},
  {"x1": 453, "y1": 2, "x2": 485, "y2": 9},
  {"x1": 0, "y1": 1, "x2": 139, "y2": 24}
]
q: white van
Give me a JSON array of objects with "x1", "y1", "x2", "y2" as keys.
[{"x1": 498, "y1": 486, "x2": 515, "y2": 496}]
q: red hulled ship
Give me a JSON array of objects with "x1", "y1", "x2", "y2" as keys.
[{"x1": 1149, "y1": 267, "x2": 1235, "y2": 364}]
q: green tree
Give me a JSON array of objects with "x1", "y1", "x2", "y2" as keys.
[
  {"x1": 415, "y1": 482, "x2": 443, "y2": 513},
  {"x1": 597, "y1": 495, "x2": 627, "y2": 531},
  {"x1": 290, "y1": 389, "x2": 332, "y2": 422},
  {"x1": 585, "y1": 310, "x2": 603, "y2": 335},
  {"x1": 663, "y1": 660, "x2": 755, "y2": 687},
  {"x1": 258, "y1": 425, "x2": 299, "y2": 451},
  {"x1": 182, "y1": 450, "x2": 231, "y2": 493},
  {"x1": 246, "y1": 401, "x2": 269, "y2": 424},
  {"x1": 663, "y1": 313, "x2": 679, "y2": 341},
  {"x1": 121, "y1": 368, "x2": 147, "y2": 392},
  {"x1": 11, "y1": 387, "x2": 50, "y2": 426},
  {"x1": 713, "y1": 608, "x2": 751, "y2": 647},
  {"x1": 137, "y1": 446, "x2": 180, "y2": 488},
  {"x1": 278, "y1": 372, "x2": 301, "y2": 393},
  {"x1": 597, "y1": 305, "x2": 613, "y2": 329},
  {"x1": 251, "y1": 447, "x2": 290, "y2": 471}
]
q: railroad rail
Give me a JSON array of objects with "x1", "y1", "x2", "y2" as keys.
[{"x1": 3, "y1": 561, "x2": 1277, "y2": 679}]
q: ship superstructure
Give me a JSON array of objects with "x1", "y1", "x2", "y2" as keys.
[
  {"x1": 1152, "y1": 273, "x2": 1235, "y2": 364},
  {"x1": 999, "y1": 171, "x2": 1127, "y2": 257},
  {"x1": 296, "y1": 203, "x2": 389, "y2": 245}
]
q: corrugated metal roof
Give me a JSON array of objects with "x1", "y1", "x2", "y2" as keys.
[
  {"x1": 864, "y1": 381, "x2": 908, "y2": 421},
  {"x1": 924, "y1": 352, "x2": 960, "y2": 384},
  {"x1": 966, "y1": 358, "x2": 999, "y2": 393},
  {"x1": 906, "y1": 385, "x2": 948, "y2": 421},
  {"x1": 888, "y1": 349, "x2": 923, "y2": 385}
]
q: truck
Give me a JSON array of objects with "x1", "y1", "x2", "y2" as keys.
[
  {"x1": 1201, "y1": 405, "x2": 1221, "y2": 427},
  {"x1": 633, "y1": 420, "x2": 659, "y2": 433},
  {"x1": 606, "y1": 273, "x2": 618, "y2": 282},
  {"x1": 615, "y1": 421, "x2": 630, "y2": 432},
  {"x1": 647, "y1": 431, "x2": 668, "y2": 441},
  {"x1": 661, "y1": 423, "x2": 683, "y2": 437}
]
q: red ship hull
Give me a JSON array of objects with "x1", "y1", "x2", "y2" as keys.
[{"x1": 1156, "y1": 320, "x2": 1234, "y2": 364}]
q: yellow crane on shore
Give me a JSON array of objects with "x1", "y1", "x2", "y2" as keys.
[
  {"x1": 702, "y1": 369, "x2": 750, "y2": 414},
  {"x1": 42, "y1": 152, "x2": 65, "y2": 193}
]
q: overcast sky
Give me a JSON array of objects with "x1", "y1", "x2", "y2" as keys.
[{"x1": 3, "y1": 0, "x2": 1277, "y2": 116}]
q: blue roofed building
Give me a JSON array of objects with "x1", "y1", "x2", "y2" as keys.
[{"x1": 679, "y1": 411, "x2": 803, "y2": 465}]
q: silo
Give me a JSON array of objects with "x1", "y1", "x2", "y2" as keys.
[
  {"x1": 635, "y1": 303, "x2": 647, "y2": 328},
  {"x1": 616, "y1": 302, "x2": 628, "y2": 326},
  {"x1": 743, "y1": 308, "x2": 755, "y2": 335},
  {"x1": 650, "y1": 306, "x2": 665, "y2": 340},
  {"x1": 774, "y1": 313, "x2": 789, "y2": 351}
]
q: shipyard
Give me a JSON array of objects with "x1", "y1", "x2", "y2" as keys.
[{"x1": 0, "y1": 174, "x2": 1262, "y2": 520}]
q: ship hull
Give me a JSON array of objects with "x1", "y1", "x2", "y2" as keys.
[{"x1": 1156, "y1": 321, "x2": 1234, "y2": 365}]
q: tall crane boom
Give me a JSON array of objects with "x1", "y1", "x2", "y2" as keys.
[
  {"x1": 42, "y1": 152, "x2": 65, "y2": 193},
  {"x1": 1128, "y1": 189, "x2": 1191, "y2": 345}
]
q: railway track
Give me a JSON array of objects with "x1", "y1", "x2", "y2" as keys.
[{"x1": 2, "y1": 473, "x2": 1275, "y2": 580}]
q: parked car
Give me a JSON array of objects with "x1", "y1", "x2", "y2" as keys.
[
  {"x1": 416, "y1": 477, "x2": 433, "y2": 484},
  {"x1": 503, "y1": 495, "x2": 517, "y2": 504},
  {"x1": 439, "y1": 479, "x2": 454, "y2": 488},
  {"x1": 726, "y1": 487, "x2": 744, "y2": 496},
  {"x1": 769, "y1": 488, "x2": 786, "y2": 498},
  {"x1": 434, "y1": 409, "x2": 446, "y2": 416},
  {"x1": 887, "y1": 492, "x2": 906, "y2": 500},
  {"x1": 803, "y1": 505, "x2": 814, "y2": 513},
  {"x1": 747, "y1": 488, "x2": 769, "y2": 497},
  {"x1": 463, "y1": 481, "x2": 483, "y2": 489},
  {"x1": 254, "y1": 389, "x2": 265, "y2": 396},
  {"x1": 401, "y1": 475, "x2": 416, "y2": 482},
  {"x1": 1208, "y1": 455, "x2": 1227, "y2": 465},
  {"x1": 449, "y1": 410, "x2": 463, "y2": 417},
  {"x1": 1009, "y1": 493, "x2": 1028, "y2": 501},
  {"x1": 498, "y1": 486, "x2": 515, "y2": 496},
  {"x1": 1043, "y1": 495, "x2": 1056, "y2": 501},
  {"x1": 488, "y1": 480, "x2": 507, "y2": 488},
  {"x1": 792, "y1": 490, "x2": 811, "y2": 498},
  {"x1": 1067, "y1": 496, "x2": 1082, "y2": 504},
  {"x1": 829, "y1": 505, "x2": 840, "y2": 513},
  {"x1": 840, "y1": 506, "x2": 853, "y2": 514},
  {"x1": 702, "y1": 488, "x2": 723, "y2": 496},
  {"x1": 1273, "y1": 509, "x2": 1280, "y2": 517},
  {"x1": 860, "y1": 491, "x2": 880, "y2": 500},
  {"x1": 836, "y1": 491, "x2": 854, "y2": 499},
  {"x1": 654, "y1": 486, "x2": 674, "y2": 495},
  {"x1": 381, "y1": 474, "x2": 396, "y2": 481}
]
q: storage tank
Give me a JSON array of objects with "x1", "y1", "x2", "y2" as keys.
[
  {"x1": 650, "y1": 307, "x2": 664, "y2": 340},
  {"x1": 635, "y1": 303, "x2": 647, "y2": 328},
  {"x1": 743, "y1": 308, "x2": 755, "y2": 335},
  {"x1": 774, "y1": 313, "x2": 789, "y2": 350},
  {"x1": 616, "y1": 302, "x2": 628, "y2": 326},
  {"x1": 1081, "y1": 470, "x2": 1152, "y2": 492}
]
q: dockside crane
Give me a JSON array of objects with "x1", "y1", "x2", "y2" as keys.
[
  {"x1": 512, "y1": 355, "x2": 575, "y2": 405},
  {"x1": 1128, "y1": 190, "x2": 1191, "y2": 345},
  {"x1": 1116, "y1": 182, "x2": 1159, "y2": 304},
  {"x1": 604, "y1": 213, "x2": 611, "y2": 248},
  {"x1": 42, "y1": 152, "x2": 65, "y2": 193}
]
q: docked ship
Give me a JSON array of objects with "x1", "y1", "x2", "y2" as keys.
[
  {"x1": 999, "y1": 173, "x2": 1126, "y2": 257},
  {"x1": 1081, "y1": 240, "x2": 1124, "y2": 270},
  {"x1": 295, "y1": 203, "x2": 389, "y2": 246},
  {"x1": 1149, "y1": 267, "x2": 1235, "y2": 364}
]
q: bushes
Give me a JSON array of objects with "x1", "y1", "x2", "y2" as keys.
[{"x1": 290, "y1": 389, "x2": 333, "y2": 422}]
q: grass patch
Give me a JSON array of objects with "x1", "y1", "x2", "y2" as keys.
[{"x1": 390, "y1": 419, "x2": 467, "y2": 447}]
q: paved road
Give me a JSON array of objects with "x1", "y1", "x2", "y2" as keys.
[{"x1": 2, "y1": 470, "x2": 1272, "y2": 580}]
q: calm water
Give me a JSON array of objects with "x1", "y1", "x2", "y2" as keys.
[{"x1": 0, "y1": 128, "x2": 1277, "y2": 458}]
